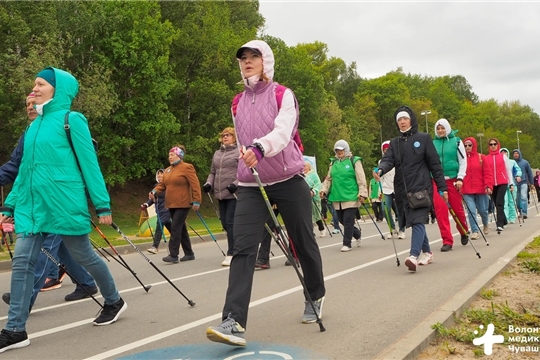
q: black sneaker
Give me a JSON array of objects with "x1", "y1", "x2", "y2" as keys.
[
  {"x1": 65, "y1": 286, "x2": 99, "y2": 301},
  {"x1": 0, "y1": 329, "x2": 29, "y2": 353},
  {"x1": 162, "y1": 255, "x2": 179, "y2": 263},
  {"x1": 40, "y1": 278, "x2": 62, "y2": 292},
  {"x1": 180, "y1": 254, "x2": 195, "y2": 262},
  {"x1": 461, "y1": 234, "x2": 469, "y2": 245},
  {"x1": 255, "y1": 259, "x2": 270, "y2": 270},
  {"x1": 440, "y1": 244, "x2": 453, "y2": 252},
  {"x1": 93, "y1": 298, "x2": 127, "y2": 326},
  {"x1": 1, "y1": 293, "x2": 9, "y2": 306}
]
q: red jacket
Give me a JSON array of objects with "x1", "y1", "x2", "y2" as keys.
[
  {"x1": 462, "y1": 137, "x2": 493, "y2": 194},
  {"x1": 484, "y1": 138, "x2": 511, "y2": 186}
]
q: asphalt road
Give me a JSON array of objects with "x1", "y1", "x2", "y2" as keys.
[{"x1": 0, "y1": 209, "x2": 537, "y2": 360}]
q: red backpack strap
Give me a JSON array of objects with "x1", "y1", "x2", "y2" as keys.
[
  {"x1": 274, "y1": 83, "x2": 304, "y2": 153},
  {"x1": 231, "y1": 92, "x2": 244, "y2": 117}
]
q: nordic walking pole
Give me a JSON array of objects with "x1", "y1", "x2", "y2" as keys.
[
  {"x1": 0, "y1": 227, "x2": 13, "y2": 260},
  {"x1": 195, "y1": 210, "x2": 225, "y2": 256},
  {"x1": 459, "y1": 194, "x2": 489, "y2": 246},
  {"x1": 142, "y1": 209, "x2": 156, "y2": 241},
  {"x1": 206, "y1": 193, "x2": 221, "y2": 221},
  {"x1": 186, "y1": 221, "x2": 206, "y2": 242},
  {"x1": 530, "y1": 185, "x2": 540, "y2": 215},
  {"x1": 381, "y1": 196, "x2": 400, "y2": 266},
  {"x1": 91, "y1": 221, "x2": 152, "y2": 292},
  {"x1": 90, "y1": 238, "x2": 111, "y2": 262},
  {"x1": 311, "y1": 198, "x2": 333, "y2": 237},
  {"x1": 156, "y1": 215, "x2": 167, "y2": 243},
  {"x1": 442, "y1": 195, "x2": 481, "y2": 259},
  {"x1": 509, "y1": 188, "x2": 522, "y2": 227},
  {"x1": 252, "y1": 167, "x2": 325, "y2": 332},
  {"x1": 110, "y1": 223, "x2": 195, "y2": 306},
  {"x1": 89, "y1": 237, "x2": 132, "y2": 268},
  {"x1": 361, "y1": 202, "x2": 385, "y2": 240},
  {"x1": 40, "y1": 247, "x2": 104, "y2": 309}
]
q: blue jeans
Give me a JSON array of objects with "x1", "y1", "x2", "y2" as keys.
[
  {"x1": 463, "y1": 194, "x2": 489, "y2": 233},
  {"x1": 516, "y1": 183, "x2": 528, "y2": 215},
  {"x1": 7, "y1": 233, "x2": 120, "y2": 332},
  {"x1": 32, "y1": 234, "x2": 96, "y2": 308},
  {"x1": 410, "y1": 223, "x2": 431, "y2": 258}
]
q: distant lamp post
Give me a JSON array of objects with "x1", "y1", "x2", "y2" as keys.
[
  {"x1": 476, "y1": 133, "x2": 484, "y2": 153},
  {"x1": 516, "y1": 130, "x2": 522, "y2": 151},
  {"x1": 421, "y1": 110, "x2": 431, "y2": 134}
]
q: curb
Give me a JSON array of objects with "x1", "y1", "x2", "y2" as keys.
[
  {"x1": 374, "y1": 228, "x2": 540, "y2": 360},
  {"x1": 0, "y1": 231, "x2": 227, "y2": 274}
]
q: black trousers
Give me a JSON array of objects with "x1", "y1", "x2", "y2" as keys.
[
  {"x1": 223, "y1": 176, "x2": 326, "y2": 328},
  {"x1": 218, "y1": 199, "x2": 237, "y2": 256},
  {"x1": 336, "y1": 206, "x2": 361, "y2": 247},
  {"x1": 491, "y1": 184, "x2": 508, "y2": 228},
  {"x1": 168, "y1": 208, "x2": 193, "y2": 257}
]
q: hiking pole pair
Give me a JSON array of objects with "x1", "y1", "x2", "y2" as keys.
[
  {"x1": 252, "y1": 167, "x2": 325, "y2": 332},
  {"x1": 195, "y1": 210, "x2": 226, "y2": 256},
  {"x1": 458, "y1": 195, "x2": 490, "y2": 246},
  {"x1": 91, "y1": 221, "x2": 152, "y2": 293},
  {"x1": 110, "y1": 222, "x2": 195, "y2": 307},
  {"x1": 186, "y1": 221, "x2": 206, "y2": 243},
  {"x1": 442, "y1": 195, "x2": 481, "y2": 259},
  {"x1": 40, "y1": 247, "x2": 104, "y2": 310}
]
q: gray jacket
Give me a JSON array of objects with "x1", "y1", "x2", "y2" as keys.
[{"x1": 206, "y1": 143, "x2": 239, "y2": 200}]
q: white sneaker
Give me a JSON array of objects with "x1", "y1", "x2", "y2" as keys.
[
  {"x1": 470, "y1": 232, "x2": 479, "y2": 240},
  {"x1": 221, "y1": 255, "x2": 232, "y2": 266},
  {"x1": 355, "y1": 238, "x2": 361, "y2": 247},
  {"x1": 319, "y1": 229, "x2": 326, "y2": 238},
  {"x1": 147, "y1": 247, "x2": 158, "y2": 254},
  {"x1": 417, "y1": 252, "x2": 433, "y2": 265},
  {"x1": 386, "y1": 232, "x2": 393, "y2": 239},
  {"x1": 398, "y1": 231, "x2": 406, "y2": 239},
  {"x1": 340, "y1": 245, "x2": 351, "y2": 252},
  {"x1": 332, "y1": 229, "x2": 340, "y2": 234},
  {"x1": 405, "y1": 256, "x2": 417, "y2": 271}
]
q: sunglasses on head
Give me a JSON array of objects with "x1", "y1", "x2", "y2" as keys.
[{"x1": 489, "y1": 143, "x2": 498, "y2": 146}]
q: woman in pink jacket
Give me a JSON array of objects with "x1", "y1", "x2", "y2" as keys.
[
  {"x1": 462, "y1": 137, "x2": 493, "y2": 239},
  {"x1": 484, "y1": 138, "x2": 514, "y2": 232}
]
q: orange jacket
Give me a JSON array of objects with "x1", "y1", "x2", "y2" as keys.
[{"x1": 153, "y1": 161, "x2": 201, "y2": 209}]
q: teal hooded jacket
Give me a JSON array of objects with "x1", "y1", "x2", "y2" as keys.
[{"x1": 3, "y1": 67, "x2": 111, "y2": 236}]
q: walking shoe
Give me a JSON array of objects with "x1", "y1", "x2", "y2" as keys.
[
  {"x1": 386, "y1": 232, "x2": 393, "y2": 239},
  {"x1": 40, "y1": 278, "x2": 62, "y2": 292},
  {"x1": 355, "y1": 238, "x2": 362, "y2": 247},
  {"x1": 431, "y1": 218, "x2": 436, "y2": 224},
  {"x1": 162, "y1": 255, "x2": 179, "y2": 263},
  {"x1": 221, "y1": 255, "x2": 232, "y2": 266},
  {"x1": 0, "y1": 329, "x2": 29, "y2": 354},
  {"x1": 147, "y1": 247, "x2": 158, "y2": 254},
  {"x1": 180, "y1": 254, "x2": 195, "y2": 262},
  {"x1": 65, "y1": 286, "x2": 99, "y2": 301},
  {"x1": 483, "y1": 225, "x2": 490, "y2": 235},
  {"x1": 404, "y1": 256, "x2": 417, "y2": 271},
  {"x1": 1, "y1": 293, "x2": 9, "y2": 306},
  {"x1": 461, "y1": 234, "x2": 469, "y2": 245},
  {"x1": 523, "y1": 215, "x2": 528, "y2": 220},
  {"x1": 255, "y1": 259, "x2": 270, "y2": 269},
  {"x1": 58, "y1": 267, "x2": 67, "y2": 283},
  {"x1": 206, "y1": 314, "x2": 246, "y2": 346},
  {"x1": 470, "y1": 232, "x2": 479, "y2": 240},
  {"x1": 331, "y1": 229, "x2": 340, "y2": 234},
  {"x1": 93, "y1": 298, "x2": 127, "y2": 326},
  {"x1": 301, "y1": 296, "x2": 324, "y2": 323},
  {"x1": 417, "y1": 252, "x2": 433, "y2": 266},
  {"x1": 398, "y1": 231, "x2": 406, "y2": 239},
  {"x1": 284, "y1": 258, "x2": 299, "y2": 266},
  {"x1": 496, "y1": 226, "x2": 504, "y2": 232},
  {"x1": 340, "y1": 245, "x2": 351, "y2": 252},
  {"x1": 319, "y1": 229, "x2": 326, "y2": 237},
  {"x1": 440, "y1": 244, "x2": 453, "y2": 252}
]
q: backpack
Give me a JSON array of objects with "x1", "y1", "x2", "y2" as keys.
[{"x1": 232, "y1": 84, "x2": 304, "y2": 152}]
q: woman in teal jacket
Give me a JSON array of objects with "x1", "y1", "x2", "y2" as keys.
[{"x1": 0, "y1": 67, "x2": 126, "y2": 354}]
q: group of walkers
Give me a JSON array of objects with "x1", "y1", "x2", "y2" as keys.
[{"x1": 0, "y1": 38, "x2": 536, "y2": 354}]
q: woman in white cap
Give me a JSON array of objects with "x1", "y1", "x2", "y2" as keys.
[
  {"x1": 374, "y1": 106, "x2": 447, "y2": 272},
  {"x1": 206, "y1": 40, "x2": 326, "y2": 346},
  {"x1": 321, "y1": 139, "x2": 368, "y2": 251}
]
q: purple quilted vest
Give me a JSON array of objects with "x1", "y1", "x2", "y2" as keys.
[{"x1": 235, "y1": 81, "x2": 304, "y2": 183}]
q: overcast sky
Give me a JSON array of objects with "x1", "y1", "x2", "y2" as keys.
[{"x1": 258, "y1": 1, "x2": 540, "y2": 114}]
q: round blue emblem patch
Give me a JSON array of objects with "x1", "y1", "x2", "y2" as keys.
[{"x1": 414, "y1": 141, "x2": 420, "y2": 148}]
